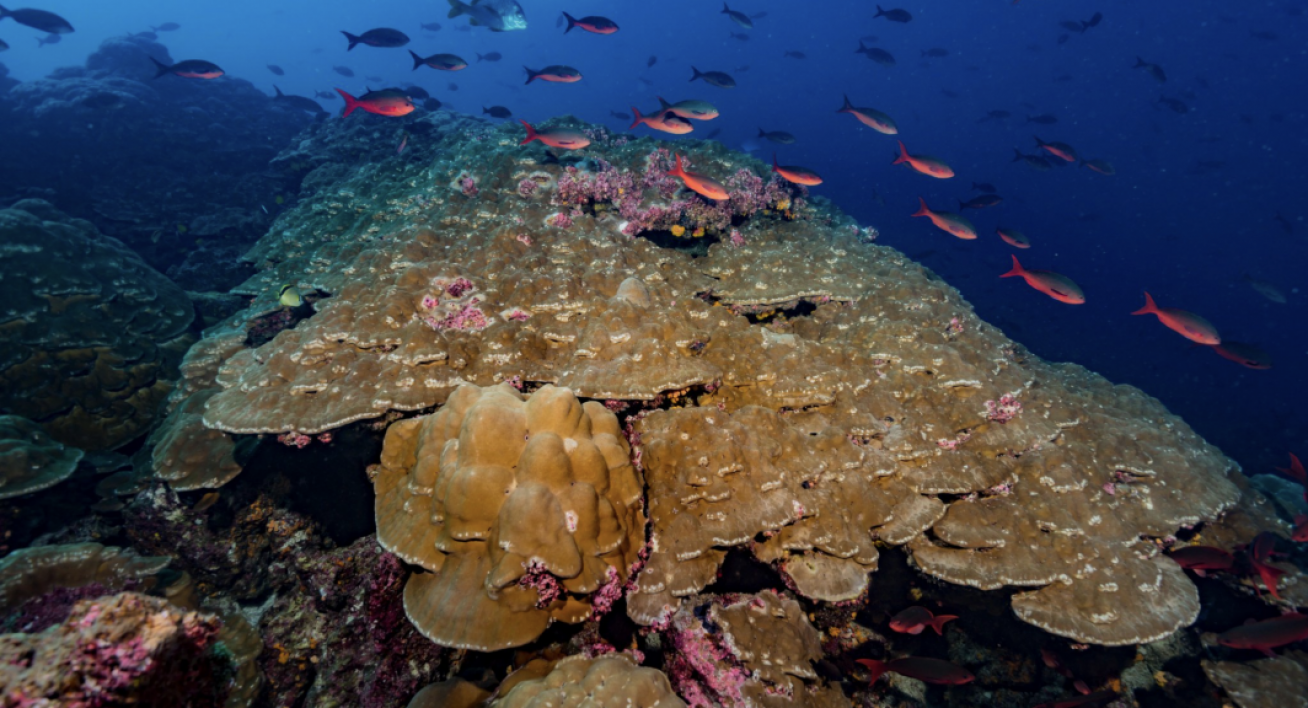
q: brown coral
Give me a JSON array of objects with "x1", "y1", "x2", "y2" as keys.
[
  {"x1": 0, "y1": 542, "x2": 170, "y2": 613},
  {"x1": 0, "y1": 415, "x2": 83, "y2": 500},
  {"x1": 374, "y1": 383, "x2": 646, "y2": 650},
  {"x1": 1202, "y1": 651, "x2": 1308, "y2": 708},
  {"x1": 492, "y1": 654, "x2": 686, "y2": 708},
  {"x1": 0, "y1": 200, "x2": 195, "y2": 451}
]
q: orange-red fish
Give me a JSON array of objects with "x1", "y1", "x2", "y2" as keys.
[
  {"x1": 772, "y1": 153, "x2": 822, "y2": 186},
  {"x1": 519, "y1": 120, "x2": 591, "y2": 150},
  {"x1": 1034, "y1": 135, "x2": 1078, "y2": 162},
  {"x1": 1001, "y1": 255, "x2": 1085, "y2": 304},
  {"x1": 561, "y1": 12, "x2": 618, "y2": 34},
  {"x1": 1210, "y1": 341, "x2": 1271, "y2": 370},
  {"x1": 1217, "y1": 613, "x2": 1308, "y2": 656},
  {"x1": 836, "y1": 94, "x2": 898, "y2": 134},
  {"x1": 1081, "y1": 159, "x2": 1116, "y2": 176},
  {"x1": 1276, "y1": 453, "x2": 1305, "y2": 487},
  {"x1": 150, "y1": 57, "x2": 224, "y2": 80},
  {"x1": 1131, "y1": 292, "x2": 1220, "y2": 345},
  {"x1": 336, "y1": 88, "x2": 414, "y2": 117},
  {"x1": 1294, "y1": 514, "x2": 1308, "y2": 543},
  {"x1": 996, "y1": 227, "x2": 1030, "y2": 249},
  {"x1": 1247, "y1": 532, "x2": 1286, "y2": 601},
  {"x1": 893, "y1": 140, "x2": 953, "y2": 178},
  {"x1": 524, "y1": 65, "x2": 582, "y2": 84},
  {"x1": 630, "y1": 106, "x2": 693, "y2": 134},
  {"x1": 889, "y1": 606, "x2": 957, "y2": 636},
  {"x1": 912, "y1": 198, "x2": 975, "y2": 240},
  {"x1": 857, "y1": 658, "x2": 974, "y2": 686},
  {"x1": 1167, "y1": 545, "x2": 1234, "y2": 576},
  {"x1": 668, "y1": 153, "x2": 728, "y2": 201}
]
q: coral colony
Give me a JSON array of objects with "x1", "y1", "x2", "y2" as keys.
[{"x1": 1, "y1": 39, "x2": 1304, "y2": 708}]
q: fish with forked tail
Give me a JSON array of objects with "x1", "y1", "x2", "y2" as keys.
[{"x1": 448, "y1": 0, "x2": 527, "y2": 32}]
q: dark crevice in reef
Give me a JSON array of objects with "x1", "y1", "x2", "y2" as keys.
[
  {"x1": 244, "y1": 292, "x2": 329, "y2": 348},
  {"x1": 237, "y1": 422, "x2": 382, "y2": 545},
  {"x1": 696, "y1": 288, "x2": 820, "y2": 324},
  {"x1": 639, "y1": 228, "x2": 720, "y2": 257}
]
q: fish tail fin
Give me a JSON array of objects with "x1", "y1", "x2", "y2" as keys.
[
  {"x1": 931, "y1": 615, "x2": 959, "y2": 635},
  {"x1": 274, "y1": 85, "x2": 284, "y2": 97},
  {"x1": 856, "y1": 659, "x2": 888, "y2": 686},
  {"x1": 562, "y1": 11, "x2": 576, "y2": 33},
  {"x1": 837, "y1": 94, "x2": 852, "y2": 112},
  {"x1": 149, "y1": 56, "x2": 170, "y2": 79},
  {"x1": 0, "y1": 5, "x2": 7, "y2": 18},
  {"x1": 1134, "y1": 56, "x2": 1146, "y2": 67},
  {"x1": 1034, "y1": 135, "x2": 1044, "y2": 146},
  {"x1": 856, "y1": 40, "x2": 866, "y2": 52},
  {"x1": 658, "y1": 96, "x2": 672, "y2": 110},
  {"x1": 518, "y1": 119, "x2": 537, "y2": 145},
  {"x1": 911, "y1": 197, "x2": 930, "y2": 218},
  {"x1": 670, "y1": 153, "x2": 686, "y2": 178},
  {"x1": 336, "y1": 88, "x2": 359, "y2": 117},
  {"x1": 524, "y1": 66, "x2": 537, "y2": 84},
  {"x1": 1001, "y1": 255, "x2": 1025, "y2": 278},
  {"x1": 629, "y1": 107, "x2": 643, "y2": 129},
  {"x1": 893, "y1": 140, "x2": 909, "y2": 165},
  {"x1": 1011, "y1": 148, "x2": 1024, "y2": 162},
  {"x1": 342, "y1": 30, "x2": 361, "y2": 51},
  {"x1": 690, "y1": 66, "x2": 703, "y2": 82},
  {"x1": 722, "y1": 2, "x2": 730, "y2": 13},
  {"x1": 447, "y1": 0, "x2": 468, "y2": 19},
  {"x1": 772, "y1": 152, "x2": 779, "y2": 171},
  {"x1": 410, "y1": 50, "x2": 425, "y2": 70},
  {"x1": 1131, "y1": 291, "x2": 1158, "y2": 315},
  {"x1": 476, "y1": 53, "x2": 483, "y2": 61},
  {"x1": 875, "y1": 5, "x2": 886, "y2": 17}
]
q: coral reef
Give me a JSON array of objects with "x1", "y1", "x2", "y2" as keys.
[
  {"x1": 0, "y1": 200, "x2": 195, "y2": 451},
  {"x1": 0, "y1": 415, "x2": 84, "y2": 500},
  {"x1": 0, "y1": 592, "x2": 231, "y2": 706},
  {"x1": 0, "y1": 36, "x2": 308, "y2": 284},
  {"x1": 1202, "y1": 651, "x2": 1308, "y2": 708},
  {"x1": 0, "y1": 543, "x2": 170, "y2": 615},
  {"x1": 491, "y1": 654, "x2": 687, "y2": 708},
  {"x1": 374, "y1": 383, "x2": 646, "y2": 650}
]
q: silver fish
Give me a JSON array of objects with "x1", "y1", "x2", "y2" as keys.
[{"x1": 447, "y1": 0, "x2": 527, "y2": 32}]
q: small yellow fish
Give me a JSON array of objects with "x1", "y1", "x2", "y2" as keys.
[{"x1": 279, "y1": 283, "x2": 303, "y2": 307}]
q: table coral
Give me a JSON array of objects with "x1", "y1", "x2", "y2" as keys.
[
  {"x1": 0, "y1": 200, "x2": 195, "y2": 451},
  {"x1": 0, "y1": 414, "x2": 84, "y2": 500},
  {"x1": 0, "y1": 543, "x2": 170, "y2": 614},
  {"x1": 373, "y1": 383, "x2": 647, "y2": 651}
]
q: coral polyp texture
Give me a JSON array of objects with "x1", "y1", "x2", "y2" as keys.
[
  {"x1": 188, "y1": 114, "x2": 1240, "y2": 647},
  {"x1": 490, "y1": 654, "x2": 687, "y2": 708},
  {"x1": 0, "y1": 200, "x2": 195, "y2": 451},
  {"x1": 373, "y1": 383, "x2": 647, "y2": 650},
  {"x1": 0, "y1": 415, "x2": 84, "y2": 500}
]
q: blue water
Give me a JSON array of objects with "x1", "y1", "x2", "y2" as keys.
[{"x1": 3, "y1": 0, "x2": 1304, "y2": 473}]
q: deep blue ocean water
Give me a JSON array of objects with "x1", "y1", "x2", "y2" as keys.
[{"x1": 3, "y1": 0, "x2": 1304, "y2": 475}]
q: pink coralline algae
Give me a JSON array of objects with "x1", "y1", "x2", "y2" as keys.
[
  {"x1": 729, "y1": 229, "x2": 746, "y2": 247},
  {"x1": 660, "y1": 608, "x2": 750, "y2": 708},
  {"x1": 548, "y1": 210, "x2": 575, "y2": 229},
  {"x1": 505, "y1": 309, "x2": 531, "y2": 322},
  {"x1": 419, "y1": 278, "x2": 489, "y2": 332},
  {"x1": 518, "y1": 560, "x2": 564, "y2": 608},
  {"x1": 459, "y1": 175, "x2": 478, "y2": 197},
  {"x1": 986, "y1": 394, "x2": 1023, "y2": 423},
  {"x1": 516, "y1": 233, "x2": 533, "y2": 246},
  {"x1": 517, "y1": 178, "x2": 538, "y2": 198},
  {"x1": 277, "y1": 432, "x2": 312, "y2": 448},
  {"x1": 937, "y1": 431, "x2": 973, "y2": 450}
]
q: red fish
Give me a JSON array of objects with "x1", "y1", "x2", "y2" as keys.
[
  {"x1": 561, "y1": 12, "x2": 618, "y2": 34},
  {"x1": 1210, "y1": 341, "x2": 1272, "y2": 370},
  {"x1": 1276, "y1": 453, "x2": 1306, "y2": 487},
  {"x1": 836, "y1": 94, "x2": 898, "y2": 134},
  {"x1": 1247, "y1": 532, "x2": 1287, "y2": 600},
  {"x1": 1081, "y1": 159, "x2": 1116, "y2": 176},
  {"x1": 857, "y1": 657, "x2": 974, "y2": 686},
  {"x1": 524, "y1": 65, "x2": 583, "y2": 84},
  {"x1": 1167, "y1": 545, "x2": 1234, "y2": 576},
  {"x1": 1033, "y1": 691, "x2": 1118, "y2": 708},
  {"x1": 1001, "y1": 255, "x2": 1085, "y2": 304},
  {"x1": 519, "y1": 120, "x2": 591, "y2": 150},
  {"x1": 772, "y1": 153, "x2": 823, "y2": 186},
  {"x1": 1217, "y1": 613, "x2": 1308, "y2": 656},
  {"x1": 1131, "y1": 292, "x2": 1220, "y2": 345},
  {"x1": 1293, "y1": 515, "x2": 1308, "y2": 543},
  {"x1": 397, "y1": 133, "x2": 408, "y2": 154},
  {"x1": 996, "y1": 227, "x2": 1031, "y2": 249},
  {"x1": 668, "y1": 153, "x2": 728, "y2": 201},
  {"x1": 336, "y1": 88, "x2": 414, "y2": 117},
  {"x1": 912, "y1": 198, "x2": 976, "y2": 240},
  {"x1": 630, "y1": 107, "x2": 693, "y2": 135},
  {"x1": 889, "y1": 606, "x2": 957, "y2": 636},
  {"x1": 1034, "y1": 135, "x2": 1078, "y2": 162},
  {"x1": 893, "y1": 140, "x2": 954, "y2": 178}
]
